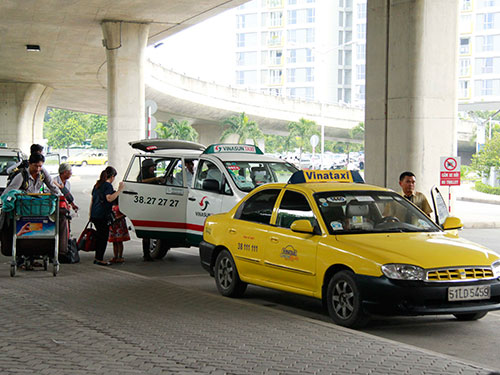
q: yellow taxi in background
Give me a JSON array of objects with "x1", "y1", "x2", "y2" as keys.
[
  {"x1": 67, "y1": 150, "x2": 107, "y2": 166},
  {"x1": 200, "y1": 170, "x2": 500, "y2": 328}
]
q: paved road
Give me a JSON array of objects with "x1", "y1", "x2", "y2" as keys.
[
  {"x1": 1, "y1": 246, "x2": 498, "y2": 374},
  {"x1": 4, "y1": 165, "x2": 496, "y2": 373}
]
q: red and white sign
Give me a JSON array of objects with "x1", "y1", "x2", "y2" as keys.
[{"x1": 440, "y1": 156, "x2": 461, "y2": 186}]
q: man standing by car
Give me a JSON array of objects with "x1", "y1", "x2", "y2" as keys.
[{"x1": 398, "y1": 171, "x2": 432, "y2": 217}]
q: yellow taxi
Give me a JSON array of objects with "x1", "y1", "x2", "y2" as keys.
[
  {"x1": 67, "y1": 150, "x2": 107, "y2": 166},
  {"x1": 200, "y1": 170, "x2": 500, "y2": 328}
]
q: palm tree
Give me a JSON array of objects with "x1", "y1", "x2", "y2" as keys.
[
  {"x1": 287, "y1": 118, "x2": 319, "y2": 161},
  {"x1": 220, "y1": 112, "x2": 263, "y2": 144},
  {"x1": 350, "y1": 122, "x2": 365, "y2": 140},
  {"x1": 155, "y1": 118, "x2": 198, "y2": 142}
]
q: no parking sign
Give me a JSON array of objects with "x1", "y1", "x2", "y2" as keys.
[{"x1": 440, "y1": 156, "x2": 461, "y2": 186}]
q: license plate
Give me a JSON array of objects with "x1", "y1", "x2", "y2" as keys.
[{"x1": 448, "y1": 285, "x2": 490, "y2": 301}]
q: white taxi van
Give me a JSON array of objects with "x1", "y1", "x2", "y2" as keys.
[{"x1": 119, "y1": 139, "x2": 298, "y2": 258}]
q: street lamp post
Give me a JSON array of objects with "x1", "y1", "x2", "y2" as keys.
[{"x1": 314, "y1": 40, "x2": 357, "y2": 169}]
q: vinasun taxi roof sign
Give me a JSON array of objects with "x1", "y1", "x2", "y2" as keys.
[
  {"x1": 203, "y1": 144, "x2": 264, "y2": 155},
  {"x1": 288, "y1": 170, "x2": 365, "y2": 184}
]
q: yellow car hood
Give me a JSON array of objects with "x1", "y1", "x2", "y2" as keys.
[{"x1": 335, "y1": 232, "x2": 499, "y2": 269}]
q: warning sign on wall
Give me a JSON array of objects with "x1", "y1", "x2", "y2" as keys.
[{"x1": 440, "y1": 156, "x2": 461, "y2": 186}]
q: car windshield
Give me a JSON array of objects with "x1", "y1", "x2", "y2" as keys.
[
  {"x1": 224, "y1": 161, "x2": 298, "y2": 192},
  {"x1": 314, "y1": 190, "x2": 441, "y2": 234},
  {"x1": 0, "y1": 155, "x2": 20, "y2": 176}
]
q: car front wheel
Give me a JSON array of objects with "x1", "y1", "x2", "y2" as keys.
[
  {"x1": 326, "y1": 270, "x2": 369, "y2": 328},
  {"x1": 215, "y1": 249, "x2": 247, "y2": 297}
]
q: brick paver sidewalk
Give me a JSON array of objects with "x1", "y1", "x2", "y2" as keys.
[{"x1": 0, "y1": 260, "x2": 496, "y2": 375}]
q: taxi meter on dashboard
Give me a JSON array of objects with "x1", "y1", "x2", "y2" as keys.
[{"x1": 200, "y1": 169, "x2": 500, "y2": 328}]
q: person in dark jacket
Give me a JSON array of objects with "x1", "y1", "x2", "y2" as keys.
[{"x1": 90, "y1": 166, "x2": 125, "y2": 266}]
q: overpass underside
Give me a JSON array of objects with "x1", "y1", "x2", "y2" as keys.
[{"x1": 0, "y1": 0, "x2": 459, "y2": 199}]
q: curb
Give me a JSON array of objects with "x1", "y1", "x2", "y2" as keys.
[
  {"x1": 457, "y1": 196, "x2": 500, "y2": 205},
  {"x1": 462, "y1": 221, "x2": 500, "y2": 229}
]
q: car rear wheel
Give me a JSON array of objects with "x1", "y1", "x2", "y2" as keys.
[
  {"x1": 215, "y1": 249, "x2": 247, "y2": 297},
  {"x1": 453, "y1": 312, "x2": 488, "y2": 321},
  {"x1": 326, "y1": 270, "x2": 369, "y2": 328},
  {"x1": 142, "y1": 238, "x2": 169, "y2": 259}
]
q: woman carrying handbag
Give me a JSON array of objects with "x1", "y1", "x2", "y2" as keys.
[{"x1": 89, "y1": 166, "x2": 125, "y2": 266}]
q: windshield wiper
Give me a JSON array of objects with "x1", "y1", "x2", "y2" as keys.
[{"x1": 376, "y1": 228, "x2": 410, "y2": 233}]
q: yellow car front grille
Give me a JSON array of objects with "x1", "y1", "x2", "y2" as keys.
[{"x1": 426, "y1": 267, "x2": 494, "y2": 282}]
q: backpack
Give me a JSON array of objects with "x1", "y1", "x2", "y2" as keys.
[
  {"x1": 7, "y1": 167, "x2": 44, "y2": 192},
  {"x1": 6, "y1": 159, "x2": 28, "y2": 186}
]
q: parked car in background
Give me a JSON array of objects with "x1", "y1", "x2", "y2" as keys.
[{"x1": 67, "y1": 150, "x2": 107, "y2": 166}]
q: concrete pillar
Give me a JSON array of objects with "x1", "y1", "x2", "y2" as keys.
[
  {"x1": 102, "y1": 21, "x2": 149, "y2": 179},
  {"x1": 365, "y1": 0, "x2": 458, "y2": 199},
  {"x1": 0, "y1": 82, "x2": 52, "y2": 152}
]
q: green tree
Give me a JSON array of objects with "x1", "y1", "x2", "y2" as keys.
[
  {"x1": 220, "y1": 112, "x2": 263, "y2": 144},
  {"x1": 44, "y1": 108, "x2": 108, "y2": 146},
  {"x1": 350, "y1": 122, "x2": 365, "y2": 140},
  {"x1": 466, "y1": 110, "x2": 500, "y2": 141},
  {"x1": 45, "y1": 117, "x2": 86, "y2": 154},
  {"x1": 91, "y1": 131, "x2": 108, "y2": 149},
  {"x1": 287, "y1": 118, "x2": 319, "y2": 160},
  {"x1": 155, "y1": 118, "x2": 198, "y2": 142},
  {"x1": 471, "y1": 133, "x2": 500, "y2": 177},
  {"x1": 264, "y1": 134, "x2": 290, "y2": 153},
  {"x1": 85, "y1": 114, "x2": 108, "y2": 138}
]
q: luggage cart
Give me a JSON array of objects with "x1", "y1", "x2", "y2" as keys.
[{"x1": 10, "y1": 193, "x2": 60, "y2": 277}]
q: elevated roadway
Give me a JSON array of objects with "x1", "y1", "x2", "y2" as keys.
[
  {"x1": 146, "y1": 62, "x2": 364, "y2": 143},
  {"x1": 0, "y1": 1, "x2": 462, "y2": 197},
  {"x1": 0, "y1": 0, "x2": 362, "y2": 152}
]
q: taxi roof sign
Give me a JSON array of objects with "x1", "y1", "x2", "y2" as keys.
[
  {"x1": 203, "y1": 144, "x2": 263, "y2": 155},
  {"x1": 288, "y1": 170, "x2": 364, "y2": 184}
]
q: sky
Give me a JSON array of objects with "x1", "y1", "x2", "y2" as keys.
[{"x1": 148, "y1": 8, "x2": 235, "y2": 85}]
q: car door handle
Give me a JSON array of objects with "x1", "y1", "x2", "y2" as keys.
[
  {"x1": 188, "y1": 197, "x2": 196, "y2": 201},
  {"x1": 270, "y1": 237, "x2": 279, "y2": 243},
  {"x1": 123, "y1": 191, "x2": 138, "y2": 195},
  {"x1": 228, "y1": 228, "x2": 237, "y2": 234}
]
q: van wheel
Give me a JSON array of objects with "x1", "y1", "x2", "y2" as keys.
[
  {"x1": 81, "y1": 161, "x2": 87, "y2": 166},
  {"x1": 142, "y1": 239, "x2": 169, "y2": 259},
  {"x1": 453, "y1": 312, "x2": 488, "y2": 321}
]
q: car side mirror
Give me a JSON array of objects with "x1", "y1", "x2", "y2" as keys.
[
  {"x1": 290, "y1": 219, "x2": 315, "y2": 234},
  {"x1": 442, "y1": 216, "x2": 463, "y2": 230},
  {"x1": 202, "y1": 179, "x2": 220, "y2": 192}
]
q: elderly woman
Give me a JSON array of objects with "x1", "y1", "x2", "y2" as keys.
[{"x1": 54, "y1": 162, "x2": 78, "y2": 212}]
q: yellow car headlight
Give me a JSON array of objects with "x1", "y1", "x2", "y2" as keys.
[
  {"x1": 492, "y1": 261, "x2": 500, "y2": 278},
  {"x1": 381, "y1": 264, "x2": 426, "y2": 281}
]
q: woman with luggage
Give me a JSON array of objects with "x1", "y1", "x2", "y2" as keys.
[{"x1": 90, "y1": 166, "x2": 125, "y2": 266}]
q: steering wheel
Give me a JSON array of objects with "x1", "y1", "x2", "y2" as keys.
[{"x1": 380, "y1": 216, "x2": 400, "y2": 223}]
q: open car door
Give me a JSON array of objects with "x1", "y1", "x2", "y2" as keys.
[
  {"x1": 45, "y1": 153, "x2": 61, "y2": 176},
  {"x1": 430, "y1": 185, "x2": 449, "y2": 227}
]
